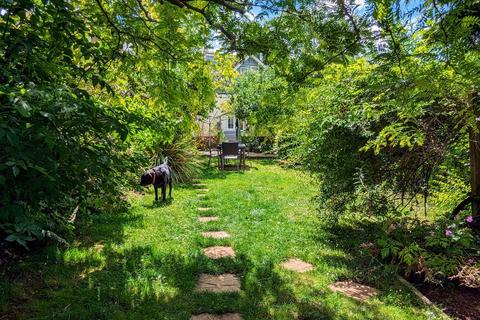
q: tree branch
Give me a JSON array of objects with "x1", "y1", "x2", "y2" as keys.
[
  {"x1": 96, "y1": 0, "x2": 177, "y2": 59},
  {"x1": 94, "y1": 0, "x2": 122, "y2": 53},
  {"x1": 337, "y1": 0, "x2": 361, "y2": 42},
  {"x1": 163, "y1": 0, "x2": 238, "y2": 47},
  {"x1": 136, "y1": 0, "x2": 158, "y2": 22}
]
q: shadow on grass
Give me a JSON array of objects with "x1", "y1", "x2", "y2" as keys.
[
  {"x1": 321, "y1": 221, "x2": 386, "y2": 280},
  {"x1": 237, "y1": 254, "x2": 413, "y2": 319},
  {"x1": 141, "y1": 197, "x2": 175, "y2": 209},
  {"x1": 7, "y1": 245, "x2": 324, "y2": 319},
  {"x1": 317, "y1": 217, "x2": 427, "y2": 308},
  {"x1": 4, "y1": 201, "x2": 199, "y2": 319},
  {"x1": 24, "y1": 248, "x2": 200, "y2": 319},
  {"x1": 76, "y1": 209, "x2": 145, "y2": 246}
]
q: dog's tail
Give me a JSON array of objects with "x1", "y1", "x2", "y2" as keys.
[{"x1": 163, "y1": 156, "x2": 168, "y2": 165}]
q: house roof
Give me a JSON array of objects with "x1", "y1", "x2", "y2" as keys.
[{"x1": 234, "y1": 55, "x2": 265, "y2": 70}]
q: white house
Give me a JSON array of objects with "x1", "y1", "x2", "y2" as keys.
[{"x1": 198, "y1": 53, "x2": 264, "y2": 143}]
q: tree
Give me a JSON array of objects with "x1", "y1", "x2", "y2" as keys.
[
  {"x1": 232, "y1": 69, "x2": 290, "y2": 138},
  {"x1": 0, "y1": 0, "x2": 217, "y2": 246}
]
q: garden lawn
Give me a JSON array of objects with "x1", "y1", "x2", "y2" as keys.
[{"x1": 1, "y1": 160, "x2": 445, "y2": 319}]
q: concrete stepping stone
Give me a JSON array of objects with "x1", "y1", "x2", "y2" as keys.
[
  {"x1": 191, "y1": 313, "x2": 243, "y2": 320},
  {"x1": 195, "y1": 273, "x2": 241, "y2": 293},
  {"x1": 329, "y1": 281, "x2": 379, "y2": 302},
  {"x1": 201, "y1": 231, "x2": 230, "y2": 239},
  {"x1": 193, "y1": 183, "x2": 207, "y2": 187},
  {"x1": 198, "y1": 216, "x2": 219, "y2": 223},
  {"x1": 197, "y1": 193, "x2": 207, "y2": 198},
  {"x1": 281, "y1": 258, "x2": 314, "y2": 273},
  {"x1": 197, "y1": 188, "x2": 209, "y2": 193},
  {"x1": 203, "y1": 246, "x2": 236, "y2": 259},
  {"x1": 197, "y1": 207, "x2": 212, "y2": 212}
]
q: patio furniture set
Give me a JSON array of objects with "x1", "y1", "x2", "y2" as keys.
[{"x1": 217, "y1": 142, "x2": 247, "y2": 170}]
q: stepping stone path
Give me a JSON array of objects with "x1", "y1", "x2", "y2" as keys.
[
  {"x1": 192, "y1": 181, "x2": 246, "y2": 318},
  {"x1": 191, "y1": 313, "x2": 243, "y2": 320},
  {"x1": 329, "y1": 281, "x2": 379, "y2": 302},
  {"x1": 190, "y1": 179, "x2": 391, "y2": 318},
  {"x1": 201, "y1": 231, "x2": 230, "y2": 239},
  {"x1": 203, "y1": 246, "x2": 236, "y2": 259},
  {"x1": 281, "y1": 258, "x2": 314, "y2": 273},
  {"x1": 195, "y1": 273, "x2": 241, "y2": 293},
  {"x1": 198, "y1": 216, "x2": 219, "y2": 223}
]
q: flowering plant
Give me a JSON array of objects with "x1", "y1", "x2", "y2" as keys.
[{"x1": 374, "y1": 214, "x2": 480, "y2": 287}]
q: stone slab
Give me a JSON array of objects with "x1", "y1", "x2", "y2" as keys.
[
  {"x1": 201, "y1": 231, "x2": 230, "y2": 239},
  {"x1": 193, "y1": 183, "x2": 207, "y2": 187},
  {"x1": 197, "y1": 207, "x2": 212, "y2": 212},
  {"x1": 203, "y1": 246, "x2": 236, "y2": 259},
  {"x1": 191, "y1": 313, "x2": 243, "y2": 320},
  {"x1": 197, "y1": 188, "x2": 209, "y2": 192},
  {"x1": 329, "y1": 281, "x2": 379, "y2": 302},
  {"x1": 195, "y1": 273, "x2": 241, "y2": 293},
  {"x1": 281, "y1": 258, "x2": 314, "y2": 273},
  {"x1": 198, "y1": 216, "x2": 219, "y2": 223}
]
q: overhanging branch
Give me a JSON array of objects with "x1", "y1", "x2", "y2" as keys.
[{"x1": 162, "y1": 0, "x2": 239, "y2": 47}]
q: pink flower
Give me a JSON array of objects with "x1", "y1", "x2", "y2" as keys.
[
  {"x1": 467, "y1": 258, "x2": 476, "y2": 265},
  {"x1": 445, "y1": 229, "x2": 453, "y2": 237},
  {"x1": 466, "y1": 216, "x2": 474, "y2": 223},
  {"x1": 360, "y1": 242, "x2": 374, "y2": 249}
]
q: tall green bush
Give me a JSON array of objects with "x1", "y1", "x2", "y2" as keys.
[{"x1": 0, "y1": 0, "x2": 215, "y2": 247}]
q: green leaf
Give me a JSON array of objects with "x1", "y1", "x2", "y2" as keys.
[
  {"x1": 5, "y1": 234, "x2": 33, "y2": 249},
  {"x1": 6, "y1": 132, "x2": 19, "y2": 147},
  {"x1": 14, "y1": 98, "x2": 32, "y2": 117},
  {"x1": 381, "y1": 247, "x2": 390, "y2": 258}
]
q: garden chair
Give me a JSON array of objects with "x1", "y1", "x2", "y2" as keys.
[{"x1": 219, "y1": 142, "x2": 241, "y2": 170}]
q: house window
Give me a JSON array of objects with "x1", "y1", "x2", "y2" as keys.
[{"x1": 227, "y1": 117, "x2": 234, "y2": 129}]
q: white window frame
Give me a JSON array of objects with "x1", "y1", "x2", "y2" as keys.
[{"x1": 227, "y1": 117, "x2": 234, "y2": 129}]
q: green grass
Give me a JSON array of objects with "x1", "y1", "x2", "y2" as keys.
[{"x1": 1, "y1": 160, "x2": 445, "y2": 319}]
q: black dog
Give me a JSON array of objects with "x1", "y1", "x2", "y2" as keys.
[{"x1": 140, "y1": 158, "x2": 172, "y2": 203}]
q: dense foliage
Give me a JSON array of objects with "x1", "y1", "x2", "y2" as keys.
[
  {"x1": 230, "y1": 0, "x2": 480, "y2": 285},
  {"x1": 0, "y1": 0, "x2": 218, "y2": 247},
  {"x1": 2, "y1": 0, "x2": 480, "y2": 288}
]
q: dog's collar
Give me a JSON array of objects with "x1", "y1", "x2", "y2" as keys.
[{"x1": 150, "y1": 170, "x2": 156, "y2": 185}]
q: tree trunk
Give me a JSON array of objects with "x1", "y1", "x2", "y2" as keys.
[
  {"x1": 471, "y1": 116, "x2": 480, "y2": 217},
  {"x1": 208, "y1": 118, "x2": 212, "y2": 166}
]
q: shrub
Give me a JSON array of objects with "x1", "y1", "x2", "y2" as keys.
[
  {"x1": 195, "y1": 136, "x2": 220, "y2": 151},
  {"x1": 241, "y1": 135, "x2": 274, "y2": 153},
  {"x1": 274, "y1": 131, "x2": 300, "y2": 160},
  {"x1": 154, "y1": 138, "x2": 201, "y2": 184},
  {"x1": 373, "y1": 215, "x2": 480, "y2": 287},
  {"x1": 0, "y1": 0, "x2": 215, "y2": 248},
  {"x1": 0, "y1": 85, "x2": 135, "y2": 248}
]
